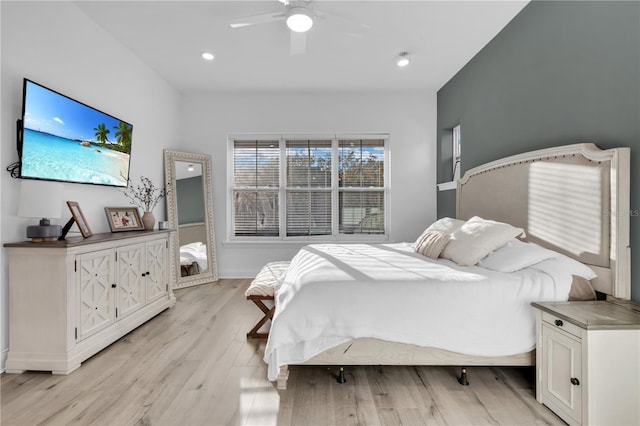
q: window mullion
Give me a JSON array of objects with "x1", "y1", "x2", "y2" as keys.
[
  {"x1": 359, "y1": 139, "x2": 364, "y2": 189},
  {"x1": 331, "y1": 138, "x2": 339, "y2": 236},
  {"x1": 279, "y1": 138, "x2": 286, "y2": 239},
  {"x1": 307, "y1": 142, "x2": 311, "y2": 236}
]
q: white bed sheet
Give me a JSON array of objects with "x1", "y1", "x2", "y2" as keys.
[
  {"x1": 180, "y1": 242, "x2": 208, "y2": 272},
  {"x1": 264, "y1": 243, "x2": 573, "y2": 381}
]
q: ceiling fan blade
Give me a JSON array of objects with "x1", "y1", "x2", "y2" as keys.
[
  {"x1": 290, "y1": 31, "x2": 306, "y2": 55},
  {"x1": 229, "y1": 12, "x2": 285, "y2": 28}
]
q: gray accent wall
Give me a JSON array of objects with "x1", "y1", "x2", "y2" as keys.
[
  {"x1": 437, "y1": 1, "x2": 640, "y2": 301},
  {"x1": 176, "y1": 176, "x2": 205, "y2": 225}
]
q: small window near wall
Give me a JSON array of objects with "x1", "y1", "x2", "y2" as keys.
[{"x1": 452, "y1": 124, "x2": 461, "y2": 181}]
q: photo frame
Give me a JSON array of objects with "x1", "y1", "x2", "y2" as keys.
[
  {"x1": 105, "y1": 207, "x2": 144, "y2": 232},
  {"x1": 66, "y1": 201, "x2": 93, "y2": 238}
]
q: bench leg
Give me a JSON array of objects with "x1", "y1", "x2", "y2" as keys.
[{"x1": 247, "y1": 298, "x2": 275, "y2": 339}]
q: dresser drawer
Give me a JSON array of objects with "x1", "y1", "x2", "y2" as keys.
[{"x1": 542, "y1": 311, "x2": 582, "y2": 339}]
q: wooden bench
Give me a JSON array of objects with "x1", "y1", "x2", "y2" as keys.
[{"x1": 245, "y1": 261, "x2": 290, "y2": 339}]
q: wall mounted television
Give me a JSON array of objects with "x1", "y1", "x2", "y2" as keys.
[{"x1": 18, "y1": 78, "x2": 133, "y2": 187}]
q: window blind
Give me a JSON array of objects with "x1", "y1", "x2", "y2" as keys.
[
  {"x1": 233, "y1": 140, "x2": 279, "y2": 236},
  {"x1": 338, "y1": 139, "x2": 385, "y2": 234},
  {"x1": 286, "y1": 140, "x2": 332, "y2": 236}
]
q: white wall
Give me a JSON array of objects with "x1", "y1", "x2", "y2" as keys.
[
  {"x1": 0, "y1": 1, "x2": 181, "y2": 371},
  {"x1": 180, "y1": 91, "x2": 437, "y2": 277}
]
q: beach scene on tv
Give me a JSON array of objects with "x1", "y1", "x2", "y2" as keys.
[{"x1": 21, "y1": 81, "x2": 132, "y2": 187}]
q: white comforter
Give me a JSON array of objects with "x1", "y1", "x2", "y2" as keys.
[
  {"x1": 180, "y1": 242, "x2": 208, "y2": 272},
  {"x1": 264, "y1": 243, "x2": 573, "y2": 381}
]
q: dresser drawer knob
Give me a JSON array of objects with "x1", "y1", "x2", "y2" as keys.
[
  {"x1": 570, "y1": 377, "x2": 580, "y2": 386},
  {"x1": 554, "y1": 319, "x2": 563, "y2": 327}
]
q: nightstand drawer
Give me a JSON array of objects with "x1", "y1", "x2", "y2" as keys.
[{"x1": 542, "y1": 312, "x2": 582, "y2": 339}]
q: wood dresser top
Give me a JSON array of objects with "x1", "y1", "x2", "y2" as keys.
[
  {"x1": 531, "y1": 300, "x2": 640, "y2": 330},
  {"x1": 3, "y1": 230, "x2": 172, "y2": 249}
]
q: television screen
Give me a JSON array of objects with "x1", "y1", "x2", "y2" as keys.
[{"x1": 20, "y1": 79, "x2": 132, "y2": 187}]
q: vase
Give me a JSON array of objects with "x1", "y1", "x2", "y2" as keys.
[{"x1": 142, "y1": 211, "x2": 155, "y2": 231}]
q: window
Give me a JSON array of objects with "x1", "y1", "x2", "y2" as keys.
[
  {"x1": 338, "y1": 139, "x2": 385, "y2": 235},
  {"x1": 286, "y1": 140, "x2": 332, "y2": 236},
  {"x1": 233, "y1": 140, "x2": 280, "y2": 236},
  {"x1": 230, "y1": 134, "x2": 388, "y2": 240}
]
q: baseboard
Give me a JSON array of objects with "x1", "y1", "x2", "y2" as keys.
[{"x1": 219, "y1": 269, "x2": 260, "y2": 279}]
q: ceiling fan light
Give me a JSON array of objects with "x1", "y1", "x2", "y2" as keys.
[{"x1": 286, "y1": 7, "x2": 313, "y2": 32}]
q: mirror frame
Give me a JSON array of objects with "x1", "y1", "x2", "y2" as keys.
[{"x1": 164, "y1": 150, "x2": 218, "y2": 288}]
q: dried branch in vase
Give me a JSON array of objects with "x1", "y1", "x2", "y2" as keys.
[{"x1": 122, "y1": 176, "x2": 166, "y2": 212}]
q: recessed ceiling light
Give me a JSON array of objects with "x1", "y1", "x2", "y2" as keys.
[
  {"x1": 286, "y1": 6, "x2": 313, "y2": 33},
  {"x1": 187, "y1": 164, "x2": 195, "y2": 172},
  {"x1": 201, "y1": 52, "x2": 214, "y2": 61},
  {"x1": 397, "y1": 51, "x2": 411, "y2": 68}
]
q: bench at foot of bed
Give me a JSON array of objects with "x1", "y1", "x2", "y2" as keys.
[{"x1": 245, "y1": 261, "x2": 290, "y2": 339}]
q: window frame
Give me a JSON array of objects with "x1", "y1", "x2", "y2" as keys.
[
  {"x1": 452, "y1": 124, "x2": 461, "y2": 181},
  {"x1": 227, "y1": 133, "x2": 390, "y2": 244}
]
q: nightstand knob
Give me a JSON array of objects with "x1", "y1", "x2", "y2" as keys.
[
  {"x1": 570, "y1": 377, "x2": 580, "y2": 386},
  {"x1": 554, "y1": 319, "x2": 563, "y2": 327}
]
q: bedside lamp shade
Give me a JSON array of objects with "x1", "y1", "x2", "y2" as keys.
[{"x1": 18, "y1": 180, "x2": 64, "y2": 242}]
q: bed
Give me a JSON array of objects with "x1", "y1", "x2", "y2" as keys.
[
  {"x1": 178, "y1": 222, "x2": 208, "y2": 276},
  {"x1": 264, "y1": 143, "x2": 631, "y2": 389}
]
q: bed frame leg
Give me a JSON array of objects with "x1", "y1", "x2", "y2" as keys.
[
  {"x1": 276, "y1": 366, "x2": 289, "y2": 390},
  {"x1": 337, "y1": 366, "x2": 347, "y2": 384},
  {"x1": 458, "y1": 367, "x2": 470, "y2": 386}
]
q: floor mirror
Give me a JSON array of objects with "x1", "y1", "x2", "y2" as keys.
[{"x1": 164, "y1": 150, "x2": 218, "y2": 289}]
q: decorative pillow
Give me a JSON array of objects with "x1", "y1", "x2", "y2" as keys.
[
  {"x1": 425, "y1": 217, "x2": 466, "y2": 235},
  {"x1": 441, "y1": 216, "x2": 526, "y2": 266},
  {"x1": 414, "y1": 231, "x2": 451, "y2": 259},
  {"x1": 568, "y1": 275, "x2": 597, "y2": 301},
  {"x1": 528, "y1": 255, "x2": 598, "y2": 280},
  {"x1": 479, "y1": 239, "x2": 559, "y2": 273}
]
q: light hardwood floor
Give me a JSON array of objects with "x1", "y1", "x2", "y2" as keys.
[{"x1": 1, "y1": 279, "x2": 564, "y2": 426}]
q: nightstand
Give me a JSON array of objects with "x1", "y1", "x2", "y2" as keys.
[{"x1": 531, "y1": 300, "x2": 640, "y2": 426}]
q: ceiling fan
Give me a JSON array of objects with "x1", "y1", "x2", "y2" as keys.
[{"x1": 229, "y1": 0, "x2": 368, "y2": 55}]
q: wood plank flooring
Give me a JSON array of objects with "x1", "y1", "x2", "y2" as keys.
[{"x1": 1, "y1": 279, "x2": 564, "y2": 425}]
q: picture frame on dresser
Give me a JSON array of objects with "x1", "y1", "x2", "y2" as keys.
[
  {"x1": 105, "y1": 207, "x2": 144, "y2": 232},
  {"x1": 66, "y1": 201, "x2": 92, "y2": 238}
]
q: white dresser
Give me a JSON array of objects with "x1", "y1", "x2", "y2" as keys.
[
  {"x1": 532, "y1": 300, "x2": 640, "y2": 426},
  {"x1": 4, "y1": 230, "x2": 176, "y2": 374}
]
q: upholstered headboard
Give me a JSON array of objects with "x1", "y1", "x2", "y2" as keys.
[
  {"x1": 457, "y1": 143, "x2": 630, "y2": 299},
  {"x1": 178, "y1": 222, "x2": 206, "y2": 247}
]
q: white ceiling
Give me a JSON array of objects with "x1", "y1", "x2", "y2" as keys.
[
  {"x1": 74, "y1": 0, "x2": 528, "y2": 93},
  {"x1": 175, "y1": 161, "x2": 203, "y2": 180}
]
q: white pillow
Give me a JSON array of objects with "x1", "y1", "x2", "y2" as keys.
[
  {"x1": 441, "y1": 216, "x2": 526, "y2": 266},
  {"x1": 529, "y1": 254, "x2": 598, "y2": 280},
  {"x1": 414, "y1": 230, "x2": 451, "y2": 259},
  {"x1": 479, "y1": 239, "x2": 559, "y2": 273},
  {"x1": 425, "y1": 217, "x2": 466, "y2": 235}
]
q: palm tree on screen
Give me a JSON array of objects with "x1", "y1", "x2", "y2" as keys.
[
  {"x1": 93, "y1": 123, "x2": 110, "y2": 143},
  {"x1": 113, "y1": 121, "x2": 132, "y2": 153}
]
